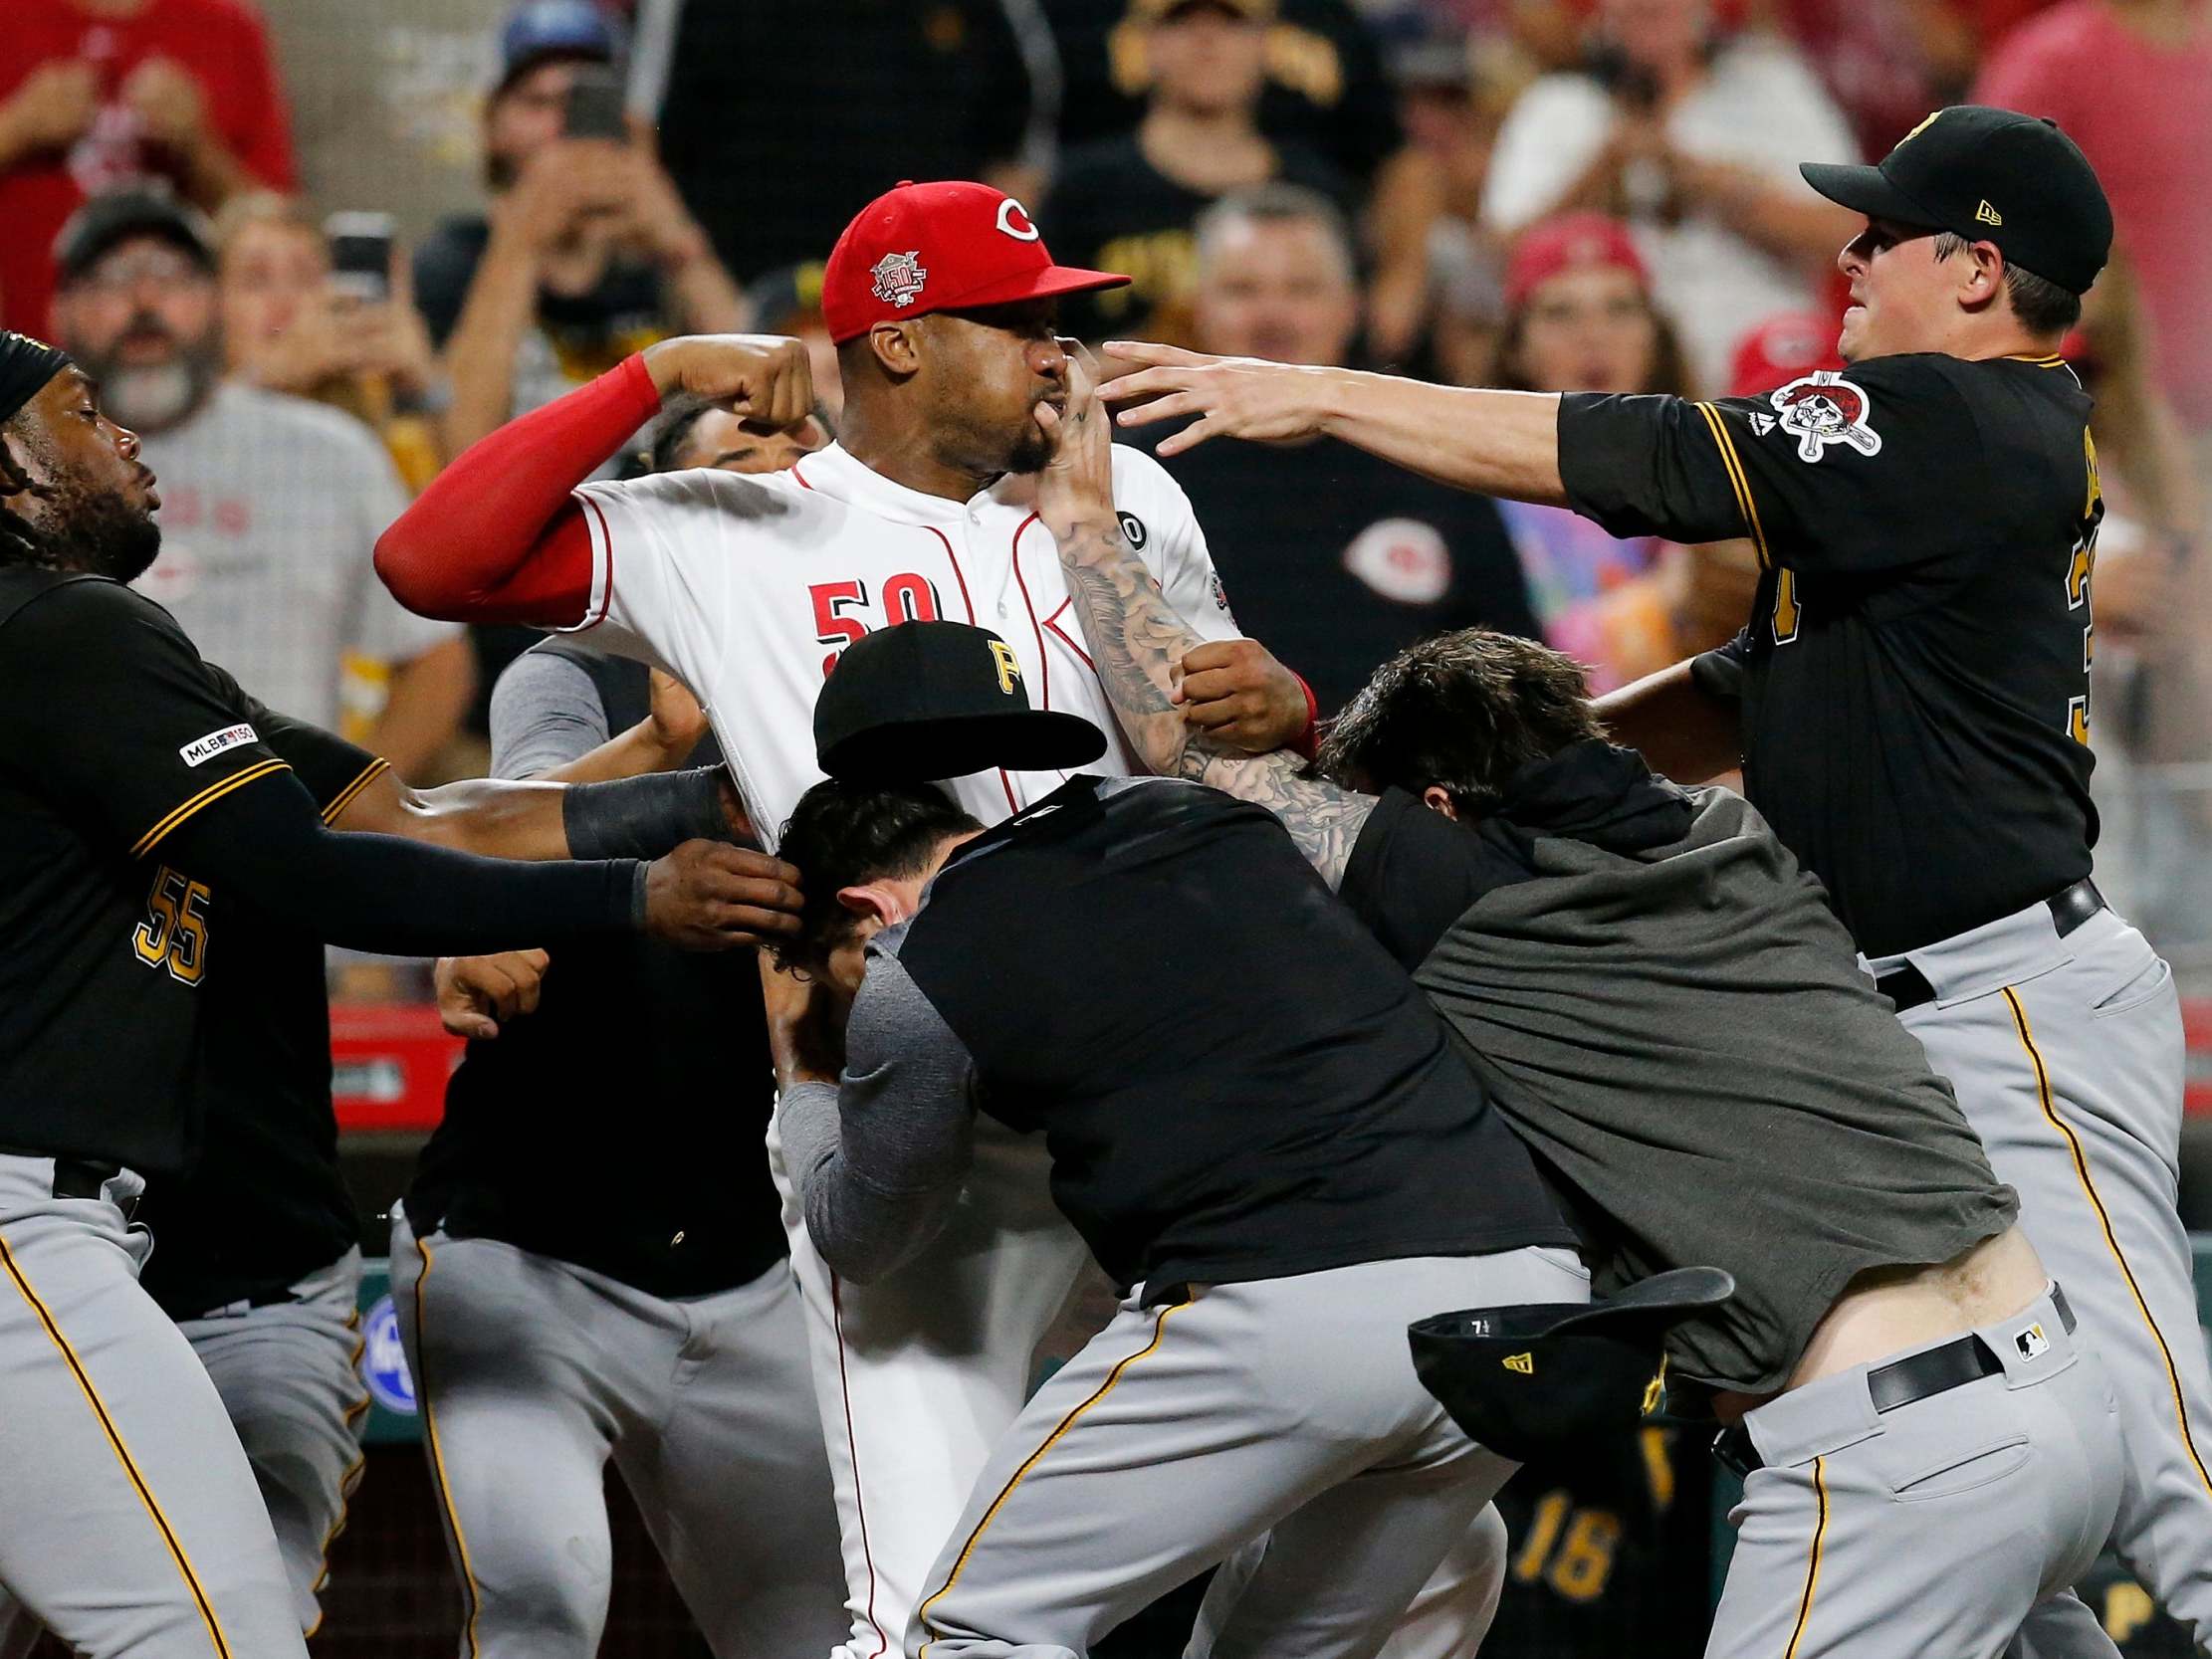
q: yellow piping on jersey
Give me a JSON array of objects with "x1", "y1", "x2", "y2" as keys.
[
  {"x1": 131, "y1": 758, "x2": 292, "y2": 859},
  {"x1": 306, "y1": 1314, "x2": 372, "y2": 1640},
  {"x1": 1695, "y1": 402, "x2": 1771, "y2": 569},
  {"x1": 320, "y1": 757, "x2": 391, "y2": 826},
  {"x1": 1784, "y1": 1455, "x2": 1829, "y2": 1659},
  {"x1": 412, "y1": 1238, "x2": 488, "y2": 1659},
  {"x1": 2002, "y1": 987, "x2": 2212, "y2": 1498},
  {"x1": 0, "y1": 1229, "x2": 235, "y2": 1657},
  {"x1": 914, "y1": 1297, "x2": 1189, "y2": 1658}
]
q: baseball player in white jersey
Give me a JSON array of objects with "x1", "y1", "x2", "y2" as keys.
[{"x1": 377, "y1": 182, "x2": 1544, "y2": 1659}]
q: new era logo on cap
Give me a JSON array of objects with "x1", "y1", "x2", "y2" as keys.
[
  {"x1": 820, "y1": 180, "x2": 1129, "y2": 343},
  {"x1": 1502, "y1": 1352, "x2": 1534, "y2": 1375},
  {"x1": 1800, "y1": 104, "x2": 2111, "y2": 296}
]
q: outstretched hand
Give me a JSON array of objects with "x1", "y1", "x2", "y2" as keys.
[{"x1": 1097, "y1": 341, "x2": 1333, "y2": 457}]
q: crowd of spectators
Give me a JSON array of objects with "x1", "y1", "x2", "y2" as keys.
[{"x1": 1, "y1": 0, "x2": 2208, "y2": 952}]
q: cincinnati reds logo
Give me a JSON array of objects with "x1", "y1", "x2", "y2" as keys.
[
  {"x1": 995, "y1": 197, "x2": 1041, "y2": 242},
  {"x1": 1769, "y1": 371, "x2": 1881, "y2": 464},
  {"x1": 870, "y1": 251, "x2": 928, "y2": 308}
]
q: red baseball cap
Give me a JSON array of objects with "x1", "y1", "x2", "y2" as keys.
[
  {"x1": 820, "y1": 180, "x2": 1129, "y2": 344},
  {"x1": 1727, "y1": 311, "x2": 1846, "y2": 399},
  {"x1": 1504, "y1": 214, "x2": 1649, "y2": 310}
]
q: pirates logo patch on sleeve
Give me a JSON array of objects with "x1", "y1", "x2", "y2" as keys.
[{"x1": 1769, "y1": 371, "x2": 1881, "y2": 463}]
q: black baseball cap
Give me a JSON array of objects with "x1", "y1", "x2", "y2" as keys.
[
  {"x1": 814, "y1": 621, "x2": 1107, "y2": 783},
  {"x1": 1800, "y1": 104, "x2": 2111, "y2": 296},
  {"x1": 54, "y1": 188, "x2": 216, "y2": 286},
  {"x1": 1408, "y1": 1266, "x2": 1736, "y2": 1463}
]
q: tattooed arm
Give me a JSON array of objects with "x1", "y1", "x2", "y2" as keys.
[{"x1": 1036, "y1": 366, "x2": 1375, "y2": 887}]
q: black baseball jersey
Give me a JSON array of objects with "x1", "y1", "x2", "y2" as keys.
[
  {"x1": 1485, "y1": 1425, "x2": 1713, "y2": 1658},
  {"x1": 0, "y1": 569, "x2": 295, "y2": 1175},
  {"x1": 410, "y1": 646, "x2": 788, "y2": 1300},
  {"x1": 1559, "y1": 352, "x2": 2101, "y2": 955},
  {"x1": 134, "y1": 675, "x2": 381, "y2": 1318},
  {"x1": 895, "y1": 776, "x2": 1574, "y2": 1297}
]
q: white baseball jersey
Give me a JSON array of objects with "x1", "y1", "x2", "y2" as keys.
[{"x1": 565, "y1": 440, "x2": 1241, "y2": 841}]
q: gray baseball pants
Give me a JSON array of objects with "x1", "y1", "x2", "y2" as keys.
[
  {"x1": 1706, "y1": 1287, "x2": 2122, "y2": 1658},
  {"x1": 906, "y1": 1246, "x2": 1591, "y2": 1659},
  {"x1": 390, "y1": 1208, "x2": 847, "y2": 1659},
  {"x1": 173, "y1": 1247, "x2": 369, "y2": 1637},
  {"x1": 0, "y1": 1154, "x2": 305, "y2": 1659},
  {"x1": 1866, "y1": 901, "x2": 2212, "y2": 1653}
]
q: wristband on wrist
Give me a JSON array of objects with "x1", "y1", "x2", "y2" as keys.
[
  {"x1": 564, "y1": 767, "x2": 728, "y2": 861},
  {"x1": 1291, "y1": 671, "x2": 1322, "y2": 761}
]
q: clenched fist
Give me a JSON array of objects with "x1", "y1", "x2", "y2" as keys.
[{"x1": 643, "y1": 334, "x2": 814, "y2": 432}]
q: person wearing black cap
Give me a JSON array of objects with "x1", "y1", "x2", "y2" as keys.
[
  {"x1": 375, "y1": 180, "x2": 1320, "y2": 1659},
  {"x1": 0, "y1": 332, "x2": 795, "y2": 1659},
  {"x1": 1095, "y1": 102, "x2": 2207, "y2": 1652},
  {"x1": 768, "y1": 619, "x2": 1584, "y2": 1659},
  {"x1": 1041, "y1": 353, "x2": 2126, "y2": 1654}
]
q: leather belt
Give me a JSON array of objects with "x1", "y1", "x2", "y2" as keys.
[
  {"x1": 1876, "y1": 879, "x2": 2105, "y2": 1014},
  {"x1": 1713, "y1": 1285, "x2": 2076, "y2": 1477}
]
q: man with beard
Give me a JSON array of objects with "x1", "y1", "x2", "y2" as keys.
[
  {"x1": 1036, "y1": 360, "x2": 2120, "y2": 1655},
  {"x1": 51, "y1": 187, "x2": 473, "y2": 777},
  {"x1": 0, "y1": 329, "x2": 799, "y2": 1659},
  {"x1": 375, "y1": 177, "x2": 1329, "y2": 1659}
]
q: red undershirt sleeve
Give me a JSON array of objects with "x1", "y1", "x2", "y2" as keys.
[{"x1": 373, "y1": 353, "x2": 663, "y2": 626}]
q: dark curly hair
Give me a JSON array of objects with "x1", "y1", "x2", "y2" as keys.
[
  {"x1": 773, "y1": 779, "x2": 982, "y2": 977},
  {"x1": 1316, "y1": 629, "x2": 1605, "y2": 816}
]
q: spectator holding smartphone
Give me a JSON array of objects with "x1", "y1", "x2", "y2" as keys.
[
  {"x1": 0, "y1": 0, "x2": 296, "y2": 338},
  {"x1": 1480, "y1": 0, "x2": 1858, "y2": 390},
  {"x1": 51, "y1": 188, "x2": 474, "y2": 777},
  {"x1": 414, "y1": 0, "x2": 747, "y2": 461},
  {"x1": 216, "y1": 193, "x2": 448, "y2": 490}
]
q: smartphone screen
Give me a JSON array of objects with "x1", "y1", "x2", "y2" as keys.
[
  {"x1": 563, "y1": 66, "x2": 629, "y2": 141},
  {"x1": 325, "y1": 211, "x2": 396, "y2": 305}
]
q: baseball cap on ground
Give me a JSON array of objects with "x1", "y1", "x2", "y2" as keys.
[
  {"x1": 1800, "y1": 104, "x2": 2111, "y2": 296},
  {"x1": 821, "y1": 181, "x2": 1129, "y2": 345},
  {"x1": 496, "y1": 0, "x2": 618, "y2": 93},
  {"x1": 1504, "y1": 213, "x2": 1648, "y2": 310},
  {"x1": 1408, "y1": 1266, "x2": 1736, "y2": 1463},
  {"x1": 54, "y1": 188, "x2": 216, "y2": 286},
  {"x1": 813, "y1": 621, "x2": 1106, "y2": 783}
]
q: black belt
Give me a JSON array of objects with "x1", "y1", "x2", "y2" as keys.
[
  {"x1": 51, "y1": 1157, "x2": 136, "y2": 1220},
  {"x1": 1713, "y1": 1285, "x2": 2076, "y2": 1477},
  {"x1": 1875, "y1": 879, "x2": 2105, "y2": 1014}
]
